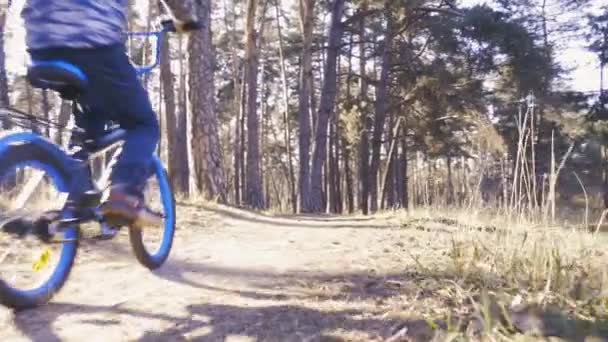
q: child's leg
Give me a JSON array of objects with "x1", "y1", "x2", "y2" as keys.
[
  {"x1": 29, "y1": 44, "x2": 161, "y2": 226},
  {"x1": 62, "y1": 45, "x2": 159, "y2": 194},
  {"x1": 95, "y1": 48, "x2": 160, "y2": 194}
]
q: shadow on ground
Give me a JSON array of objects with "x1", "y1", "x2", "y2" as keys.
[{"x1": 10, "y1": 256, "x2": 608, "y2": 342}]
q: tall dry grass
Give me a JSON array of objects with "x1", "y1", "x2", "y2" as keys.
[
  {"x1": 393, "y1": 99, "x2": 608, "y2": 340},
  {"x1": 395, "y1": 206, "x2": 608, "y2": 340}
]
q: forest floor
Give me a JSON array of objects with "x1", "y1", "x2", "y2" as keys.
[{"x1": 1, "y1": 202, "x2": 608, "y2": 341}]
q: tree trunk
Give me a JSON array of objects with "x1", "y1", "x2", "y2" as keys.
[
  {"x1": 275, "y1": 0, "x2": 297, "y2": 213},
  {"x1": 157, "y1": 68, "x2": 165, "y2": 159},
  {"x1": 368, "y1": 4, "x2": 393, "y2": 213},
  {"x1": 142, "y1": 3, "x2": 154, "y2": 92},
  {"x1": 243, "y1": 0, "x2": 265, "y2": 208},
  {"x1": 309, "y1": 0, "x2": 345, "y2": 212},
  {"x1": 42, "y1": 89, "x2": 51, "y2": 138},
  {"x1": 342, "y1": 30, "x2": 355, "y2": 214},
  {"x1": 239, "y1": 70, "x2": 247, "y2": 202},
  {"x1": 175, "y1": 36, "x2": 191, "y2": 195},
  {"x1": 447, "y1": 154, "x2": 454, "y2": 205},
  {"x1": 0, "y1": 7, "x2": 10, "y2": 129},
  {"x1": 385, "y1": 112, "x2": 396, "y2": 209},
  {"x1": 235, "y1": 66, "x2": 246, "y2": 205},
  {"x1": 327, "y1": 122, "x2": 336, "y2": 213},
  {"x1": 233, "y1": 97, "x2": 242, "y2": 205},
  {"x1": 380, "y1": 117, "x2": 401, "y2": 209},
  {"x1": 26, "y1": 82, "x2": 38, "y2": 133},
  {"x1": 332, "y1": 125, "x2": 342, "y2": 213},
  {"x1": 343, "y1": 138, "x2": 354, "y2": 213},
  {"x1": 54, "y1": 100, "x2": 71, "y2": 146},
  {"x1": 333, "y1": 55, "x2": 343, "y2": 214},
  {"x1": 188, "y1": 0, "x2": 227, "y2": 202},
  {"x1": 297, "y1": 0, "x2": 315, "y2": 212},
  {"x1": 224, "y1": 0, "x2": 243, "y2": 205},
  {"x1": 603, "y1": 145, "x2": 608, "y2": 209},
  {"x1": 159, "y1": 6, "x2": 183, "y2": 193},
  {"x1": 261, "y1": 54, "x2": 271, "y2": 209},
  {"x1": 399, "y1": 124, "x2": 408, "y2": 209},
  {"x1": 358, "y1": 6, "x2": 370, "y2": 215}
]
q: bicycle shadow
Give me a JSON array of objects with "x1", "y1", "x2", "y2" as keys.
[{"x1": 11, "y1": 301, "x2": 200, "y2": 342}]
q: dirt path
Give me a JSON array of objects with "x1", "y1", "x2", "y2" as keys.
[{"x1": 0, "y1": 203, "x2": 439, "y2": 342}]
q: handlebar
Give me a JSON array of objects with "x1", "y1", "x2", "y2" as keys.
[
  {"x1": 160, "y1": 19, "x2": 204, "y2": 33},
  {"x1": 129, "y1": 19, "x2": 202, "y2": 76}
]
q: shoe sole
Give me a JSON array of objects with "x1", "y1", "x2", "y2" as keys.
[{"x1": 99, "y1": 203, "x2": 162, "y2": 229}]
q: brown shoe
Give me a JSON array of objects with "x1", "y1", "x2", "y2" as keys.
[{"x1": 99, "y1": 186, "x2": 163, "y2": 229}]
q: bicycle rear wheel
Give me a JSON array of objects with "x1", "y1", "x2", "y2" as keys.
[
  {"x1": 128, "y1": 156, "x2": 175, "y2": 270},
  {"x1": 0, "y1": 140, "x2": 78, "y2": 310}
]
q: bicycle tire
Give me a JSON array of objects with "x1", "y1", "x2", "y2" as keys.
[
  {"x1": 128, "y1": 156, "x2": 176, "y2": 270},
  {"x1": 0, "y1": 137, "x2": 79, "y2": 310}
]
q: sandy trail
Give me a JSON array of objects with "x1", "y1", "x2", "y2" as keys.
[{"x1": 0, "y1": 203, "x2": 433, "y2": 342}]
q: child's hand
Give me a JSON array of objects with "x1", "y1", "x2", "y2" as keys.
[
  {"x1": 161, "y1": 19, "x2": 202, "y2": 34},
  {"x1": 173, "y1": 20, "x2": 203, "y2": 33}
]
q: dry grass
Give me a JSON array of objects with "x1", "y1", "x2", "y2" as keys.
[{"x1": 390, "y1": 207, "x2": 608, "y2": 341}]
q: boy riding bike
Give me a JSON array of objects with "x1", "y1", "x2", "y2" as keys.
[{"x1": 19, "y1": 0, "x2": 200, "y2": 228}]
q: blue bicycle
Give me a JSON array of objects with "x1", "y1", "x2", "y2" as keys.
[{"x1": 0, "y1": 21, "x2": 182, "y2": 310}]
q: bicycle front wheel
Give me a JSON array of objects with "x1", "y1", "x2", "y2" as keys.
[
  {"x1": 0, "y1": 139, "x2": 79, "y2": 310},
  {"x1": 128, "y1": 156, "x2": 176, "y2": 270}
]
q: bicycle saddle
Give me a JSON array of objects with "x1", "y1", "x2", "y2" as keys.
[{"x1": 27, "y1": 60, "x2": 88, "y2": 100}]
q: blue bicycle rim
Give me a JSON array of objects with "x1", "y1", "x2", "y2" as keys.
[
  {"x1": 146, "y1": 156, "x2": 175, "y2": 264},
  {"x1": 0, "y1": 161, "x2": 77, "y2": 298}
]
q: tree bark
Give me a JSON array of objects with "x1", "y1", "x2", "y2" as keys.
[
  {"x1": 239, "y1": 68, "x2": 247, "y2": 202},
  {"x1": 327, "y1": 122, "x2": 336, "y2": 213},
  {"x1": 275, "y1": 0, "x2": 297, "y2": 213},
  {"x1": 368, "y1": 4, "x2": 393, "y2": 213},
  {"x1": 358, "y1": 6, "x2": 370, "y2": 215},
  {"x1": 385, "y1": 111, "x2": 396, "y2": 209},
  {"x1": 399, "y1": 124, "x2": 408, "y2": 209},
  {"x1": 309, "y1": 0, "x2": 345, "y2": 212},
  {"x1": 188, "y1": 0, "x2": 227, "y2": 202},
  {"x1": 42, "y1": 90, "x2": 51, "y2": 138},
  {"x1": 54, "y1": 100, "x2": 71, "y2": 146},
  {"x1": 235, "y1": 66, "x2": 246, "y2": 205},
  {"x1": 343, "y1": 32, "x2": 355, "y2": 214},
  {"x1": 380, "y1": 117, "x2": 401, "y2": 209},
  {"x1": 243, "y1": 0, "x2": 265, "y2": 208},
  {"x1": 0, "y1": 7, "x2": 10, "y2": 130},
  {"x1": 175, "y1": 36, "x2": 191, "y2": 195},
  {"x1": 446, "y1": 154, "x2": 454, "y2": 205},
  {"x1": 224, "y1": 0, "x2": 243, "y2": 205},
  {"x1": 261, "y1": 54, "x2": 271, "y2": 209},
  {"x1": 332, "y1": 124, "x2": 342, "y2": 213},
  {"x1": 297, "y1": 0, "x2": 315, "y2": 212},
  {"x1": 159, "y1": 5, "x2": 184, "y2": 193}
]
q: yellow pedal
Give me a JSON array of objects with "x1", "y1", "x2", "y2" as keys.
[{"x1": 32, "y1": 247, "x2": 51, "y2": 272}]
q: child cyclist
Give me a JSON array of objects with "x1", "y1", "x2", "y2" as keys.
[{"x1": 20, "y1": 0, "x2": 200, "y2": 228}]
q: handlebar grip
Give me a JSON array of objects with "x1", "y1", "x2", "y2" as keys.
[
  {"x1": 182, "y1": 21, "x2": 203, "y2": 31},
  {"x1": 160, "y1": 19, "x2": 203, "y2": 33},
  {"x1": 160, "y1": 19, "x2": 177, "y2": 33}
]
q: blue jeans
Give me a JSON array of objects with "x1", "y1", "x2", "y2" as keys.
[{"x1": 29, "y1": 44, "x2": 160, "y2": 194}]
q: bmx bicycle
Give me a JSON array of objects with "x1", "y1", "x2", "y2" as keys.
[{"x1": 0, "y1": 20, "x2": 184, "y2": 309}]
